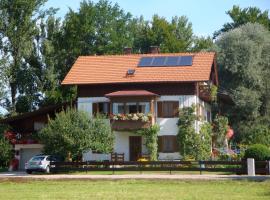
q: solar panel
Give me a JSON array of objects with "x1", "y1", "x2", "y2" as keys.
[
  {"x1": 138, "y1": 57, "x2": 154, "y2": 66},
  {"x1": 165, "y1": 56, "x2": 180, "y2": 66},
  {"x1": 178, "y1": 56, "x2": 193, "y2": 66},
  {"x1": 138, "y1": 56, "x2": 193, "y2": 67},
  {"x1": 152, "y1": 56, "x2": 166, "y2": 66}
]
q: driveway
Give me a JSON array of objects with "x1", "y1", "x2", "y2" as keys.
[{"x1": 0, "y1": 171, "x2": 270, "y2": 181}]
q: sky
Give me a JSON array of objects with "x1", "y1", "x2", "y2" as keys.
[
  {"x1": 1, "y1": 0, "x2": 269, "y2": 115},
  {"x1": 45, "y1": 0, "x2": 270, "y2": 36}
]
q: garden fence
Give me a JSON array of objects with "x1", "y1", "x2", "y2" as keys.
[{"x1": 50, "y1": 160, "x2": 270, "y2": 175}]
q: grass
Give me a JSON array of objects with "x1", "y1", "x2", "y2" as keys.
[{"x1": 0, "y1": 179, "x2": 269, "y2": 200}]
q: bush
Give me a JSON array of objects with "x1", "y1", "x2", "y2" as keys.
[
  {"x1": 39, "y1": 108, "x2": 114, "y2": 161},
  {"x1": 244, "y1": 144, "x2": 270, "y2": 161},
  {"x1": 236, "y1": 118, "x2": 270, "y2": 147}
]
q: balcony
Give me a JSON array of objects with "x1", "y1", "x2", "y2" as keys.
[
  {"x1": 110, "y1": 113, "x2": 152, "y2": 131},
  {"x1": 199, "y1": 84, "x2": 212, "y2": 102},
  {"x1": 111, "y1": 120, "x2": 151, "y2": 131}
]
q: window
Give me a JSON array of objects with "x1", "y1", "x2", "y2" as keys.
[
  {"x1": 98, "y1": 102, "x2": 109, "y2": 115},
  {"x1": 158, "y1": 136, "x2": 178, "y2": 153},
  {"x1": 157, "y1": 101, "x2": 179, "y2": 118},
  {"x1": 138, "y1": 102, "x2": 150, "y2": 114},
  {"x1": 34, "y1": 122, "x2": 45, "y2": 131},
  {"x1": 113, "y1": 102, "x2": 151, "y2": 114},
  {"x1": 93, "y1": 102, "x2": 109, "y2": 116},
  {"x1": 126, "y1": 102, "x2": 137, "y2": 114},
  {"x1": 113, "y1": 103, "x2": 125, "y2": 114}
]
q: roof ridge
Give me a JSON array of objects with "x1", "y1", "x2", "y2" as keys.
[{"x1": 78, "y1": 51, "x2": 216, "y2": 58}]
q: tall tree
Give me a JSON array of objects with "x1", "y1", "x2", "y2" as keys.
[
  {"x1": 0, "y1": 0, "x2": 55, "y2": 113},
  {"x1": 214, "y1": 5, "x2": 270, "y2": 38},
  {"x1": 216, "y1": 23, "x2": 270, "y2": 124},
  {"x1": 133, "y1": 15, "x2": 194, "y2": 53}
]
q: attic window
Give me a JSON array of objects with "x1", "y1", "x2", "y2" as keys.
[{"x1": 127, "y1": 69, "x2": 135, "y2": 75}]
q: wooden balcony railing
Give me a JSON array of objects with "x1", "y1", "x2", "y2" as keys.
[
  {"x1": 111, "y1": 120, "x2": 151, "y2": 131},
  {"x1": 199, "y1": 84, "x2": 212, "y2": 102}
]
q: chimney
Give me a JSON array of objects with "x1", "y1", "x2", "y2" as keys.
[
  {"x1": 150, "y1": 46, "x2": 160, "y2": 54},
  {"x1": 123, "y1": 47, "x2": 132, "y2": 55}
]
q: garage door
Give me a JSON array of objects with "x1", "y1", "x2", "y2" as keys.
[{"x1": 19, "y1": 148, "x2": 42, "y2": 170}]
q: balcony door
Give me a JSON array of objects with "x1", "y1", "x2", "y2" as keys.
[{"x1": 129, "y1": 136, "x2": 142, "y2": 161}]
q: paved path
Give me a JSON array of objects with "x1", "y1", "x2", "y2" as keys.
[{"x1": 0, "y1": 172, "x2": 269, "y2": 181}]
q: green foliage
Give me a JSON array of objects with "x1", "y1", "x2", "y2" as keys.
[
  {"x1": 133, "y1": 15, "x2": 194, "y2": 53},
  {"x1": 0, "y1": 124, "x2": 12, "y2": 167},
  {"x1": 0, "y1": 0, "x2": 56, "y2": 112},
  {"x1": 210, "y1": 85, "x2": 218, "y2": 102},
  {"x1": 214, "y1": 5, "x2": 270, "y2": 38},
  {"x1": 192, "y1": 36, "x2": 214, "y2": 52},
  {"x1": 39, "y1": 108, "x2": 114, "y2": 160},
  {"x1": 244, "y1": 144, "x2": 270, "y2": 161},
  {"x1": 177, "y1": 106, "x2": 196, "y2": 160},
  {"x1": 212, "y1": 115, "x2": 229, "y2": 148},
  {"x1": 236, "y1": 117, "x2": 270, "y2": 147},
  {"x1": 177, "y1": 105, "x2": 212, "y2": 160},
  {"x1": 197, "y1": 122, "x2": 213, "y2": 160},
  {"x1": 136, "y1": 124, "x2": 160, "y2": 161},
  {"x1": 216, "y1": 23, "x2": 270, "y2": 124}
]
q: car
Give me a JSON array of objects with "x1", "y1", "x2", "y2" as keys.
[{"x1": 25, "y1": 155, "x2": 60, "y2": 174}]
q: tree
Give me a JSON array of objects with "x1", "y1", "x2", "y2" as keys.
[
  {"x1": 236, "y1": 117, "x2": 270, "y2": 147},
  {"x1": 214, "y1": 5, "x2": 270, "y2": 38},
  {"x1": 39, "y1": 108, "x2": 114, "y2": 160},
  {"x1": 133, "y1": 15, "x2": 194, "y2": 53},
  {"x1": 0, "y1": 0, "x2": 55, "y2": 113},
  {"x1": 191, "y1": 36, "x2": 214, "y2": 52},
  {"x1": 216, "y1": 23, "x2": 270, "y2": 124}
]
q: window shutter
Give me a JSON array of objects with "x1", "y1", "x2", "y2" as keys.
[
  {"x1": 92, "y1": 103, "x2": 98, "y2": 116},
  {"x1": 172, "y1": 136, "x2": 179, "y2": 152},
  {"x1": 157, "y1": 102, "x2": 163, "y2": 118},
  {"x1": 172, "y1": 101, "x2": 179, "y2": 117},
  {"x1": 107, "y1": 102, "x2": 111, "y2": 115},
  {"x1": 158, "y1": 136, "x2": 163, "y2": 152}
]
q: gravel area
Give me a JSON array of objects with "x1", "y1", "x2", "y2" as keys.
[{"x1": 0, "y1": 171, "x2": 269, "y2": 181}]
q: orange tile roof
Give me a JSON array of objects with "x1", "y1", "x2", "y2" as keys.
[{"x1": 62, "y1": 52, "x2": 216, "y2": 85}]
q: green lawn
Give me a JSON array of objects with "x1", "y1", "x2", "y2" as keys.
[{"x1": 0, "y1": 179, "x2": 269, "y2": 200}]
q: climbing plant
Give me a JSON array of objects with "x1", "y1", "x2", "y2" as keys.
[
  {"x1": 212, "y1": 114, "x2": 229, "y2": 148},
  {"x1": 136, "y1": 124, "x2": 160, "y2": 161},
  {"x1": 210, "y1": 85, "x2": 218, "y2": 102},
  {"x1": 177, "y1": 105, "x2": 212, "y2": 160}
]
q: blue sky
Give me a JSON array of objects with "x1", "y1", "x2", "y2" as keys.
[{"x1": 45, "y1": 0, "x2": 270, "y2": 36}]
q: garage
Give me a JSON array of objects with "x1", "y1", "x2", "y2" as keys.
[{"x1": 15, "y1": 144, "x2": 44, "y2": 170}]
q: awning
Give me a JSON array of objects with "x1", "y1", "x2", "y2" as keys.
[{"x1": 105, "y1": 90, "x2": 158, "y2": 98}]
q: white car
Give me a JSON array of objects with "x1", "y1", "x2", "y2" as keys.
[{"x1": 25, "y1": 155, "x2": 59, "y2": 174}]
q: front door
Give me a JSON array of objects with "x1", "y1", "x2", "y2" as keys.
[{"x1": 129, "y1": 136, "x2": 142, "y2": 161}]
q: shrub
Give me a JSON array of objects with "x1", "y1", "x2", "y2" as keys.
[
  {"x1": 236, "y1": 118, "x2": 270, "y2": 147},
  {"x1": 39, "y1": 108, "x2": 114, "y2": 161},
  {"x1": 244, "y1": 144, "x2": 270, "y2": 161}
]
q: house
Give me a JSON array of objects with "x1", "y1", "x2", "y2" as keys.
[
  {"x1": 62, "y1": 47, "x2": 218, "y2": 161},
  {"x1": 0, "y1": 102, "x2": 73, "y2": 169}
]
